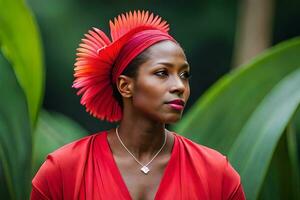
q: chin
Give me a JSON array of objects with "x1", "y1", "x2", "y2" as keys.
[
  {"x1": 163, "y1": 114, "x2": 182, "y2": 124},
  {"x1": 145, "y1": 111, "x2": 183, "y2": 124}
]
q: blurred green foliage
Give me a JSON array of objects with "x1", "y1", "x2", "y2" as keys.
[
  {"x1": 25, "y1": 0, "x2": 300, "y2": 133},
  {"x1": 173, "y1": 37, "x2": 300, "y2": 199},
  {"x1": 0, "y1": 0, "x2": 44, "y2": 127},
  {"x1": 0, "y1": 51, "x2": 31, "y2": 200},
  {"x1": 1, "y1": 0, "x2": 300, "y2": 199}
]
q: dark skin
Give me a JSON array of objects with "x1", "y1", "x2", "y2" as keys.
[{"x1": 106, "y1": 40, "x2": 190, "y2": 200}]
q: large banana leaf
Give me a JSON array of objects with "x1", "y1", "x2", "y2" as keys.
[
  {"x1": 258, "y1": 123, "x2": 300, "y2": 200},
  {"x1": 174, "y1": 38, "x2": 300, "y2": 152},
  {"x1": 173, "y1": 37, "x2": 300, "y2": 199},
  {"x1": 0, "y1": 0, "x2": 44, "y2": 127},
  {"x1": 0, "y1": 52, "x2": 32, "y2": 199},
  {"x1": 229, "y1": 68, "x2": 300, "y2": 199},
  {"x1": 32, "y1": 110, "x2": 87, "y2": 174}
]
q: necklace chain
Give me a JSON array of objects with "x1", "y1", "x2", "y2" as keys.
[{"x1": 115, "y1": 126, "x2": 167, "y2": 174}]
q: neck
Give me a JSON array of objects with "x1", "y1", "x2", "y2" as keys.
[{"x1": 116, "y1": 114, "x2": 167, "y2": 161}]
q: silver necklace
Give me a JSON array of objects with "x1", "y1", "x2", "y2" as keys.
[{"x1": 115, "y1": 127, "x2": 167, "y2": 174}]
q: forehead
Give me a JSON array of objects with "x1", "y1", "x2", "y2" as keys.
[{"x1": 140, "y1": 40, "x2": 188, "y2": 68}]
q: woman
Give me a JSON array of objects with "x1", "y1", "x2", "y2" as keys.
[{"x1": 31, "y1": 10, "x2": 246, "y2": 200}]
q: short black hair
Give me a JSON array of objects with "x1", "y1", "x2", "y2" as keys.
[{"x1": 112, "y1": 49, "x2": 149, "y2": 108}]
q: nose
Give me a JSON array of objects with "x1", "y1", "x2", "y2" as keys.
[{"x1": 169, "y1": 76, "x2": 186, "y2": 95}]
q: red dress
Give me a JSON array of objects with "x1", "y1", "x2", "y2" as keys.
[{"x1": 31, "y1": 131, "x2": 246, "y2": 199}]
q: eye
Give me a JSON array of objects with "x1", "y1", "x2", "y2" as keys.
[
  {"x1": 180, "y1": 71, "x2": 191, "y2": 80},
  {"x1": 155, "y1": 70, "x2": 168, "y2": 77}
]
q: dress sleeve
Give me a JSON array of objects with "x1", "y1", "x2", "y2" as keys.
[
  {"x1": 30, "y1": 185, "x2": 49, "y2": 200},
  {"x1": 30, "y1": 155, "x2": 63, "y2": 200},
  {"x1": 222, "y1": 157, "x2": 246, "y2": 200}
]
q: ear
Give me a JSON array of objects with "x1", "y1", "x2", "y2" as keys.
[{"x1": 116, "y1": 75, "x2": 134, "y2": 98}]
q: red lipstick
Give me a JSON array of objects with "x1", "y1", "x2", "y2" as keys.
[{"x1": 166, "y1": 99, "x2": 185, "y2": 111}]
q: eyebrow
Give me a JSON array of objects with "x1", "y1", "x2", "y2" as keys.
[{"x1": 156, "y1": 62, "x2": 190, "y2": 69}]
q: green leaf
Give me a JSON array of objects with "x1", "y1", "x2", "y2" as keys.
[
  {"x1": 0, "y1": 156, "x2": 10, "y2": 199},
  {"x1": 0, "y1": 0, "x2": 44, "y2": 127},
  {"x1": 258, "y1": 124, "x2": 300, "y2": 200},
  {"x1": 174, "y1": 37, "x2": 300, "y2": 153},
  {"x1": 32, "y1": 110, "x2": 88, "y2": 174},
  {"x1": 0, "y1": 52, "x2": 32, "y2": 200},
  {"x1": 172, "y1": 37, "x2": 300, "y2": 200},
  {"x1": 229, "y1": 68, "x2": 300, "y2": 199}
]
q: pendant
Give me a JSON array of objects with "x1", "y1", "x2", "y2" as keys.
[{"x1": 141, "y1": 166, "x2": 150, "y2": 174}]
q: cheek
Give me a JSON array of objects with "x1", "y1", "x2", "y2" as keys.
[{"x1": 132, "y1": 80, "x2": 164, "y2": 110}]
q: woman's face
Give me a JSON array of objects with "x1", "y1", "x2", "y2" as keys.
[{"x1": 131, "y1": 40, "x2": 190, "y2": 123}]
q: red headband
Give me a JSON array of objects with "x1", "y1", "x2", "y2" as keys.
[{"x1": 73, "y1": 10, "x2": 176, "y2": 122}]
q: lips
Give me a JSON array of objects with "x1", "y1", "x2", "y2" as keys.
[
  {"x1": 166, "y1": 99, "x2": 185, "y2": 111},
  {"x1": 167, "y1": 99, "x2": 185, "y2": 106}
]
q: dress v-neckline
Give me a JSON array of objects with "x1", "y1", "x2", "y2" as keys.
[{"x1": 103, "y1": 131, "x2": 178, "y2": 200}]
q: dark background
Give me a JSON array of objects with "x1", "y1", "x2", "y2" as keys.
[{"x1": 27, "y1": 0, "x2": 300, "y2": 133}]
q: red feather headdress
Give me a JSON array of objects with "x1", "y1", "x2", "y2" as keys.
[{"x1": 73, "y1": 10, "x2": 175, "y2": 122}]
